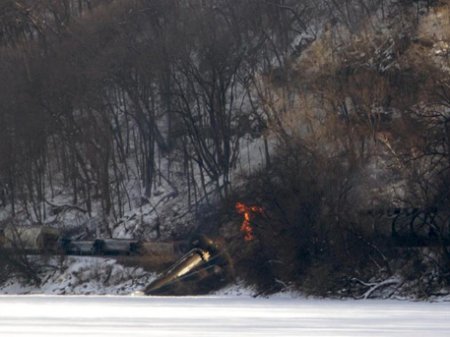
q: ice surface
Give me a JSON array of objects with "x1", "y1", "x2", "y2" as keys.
[{"x1": 0, "y1": 295, "x2": 449, "y2": 337}]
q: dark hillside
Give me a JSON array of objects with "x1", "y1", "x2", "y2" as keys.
[{"x1": 0, "y1": 0, "x2": 449, "y2": 298}]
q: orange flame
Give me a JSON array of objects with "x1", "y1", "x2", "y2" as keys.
[{"x1": 235, "y1": 202, "x2": 264, "y2": 241}]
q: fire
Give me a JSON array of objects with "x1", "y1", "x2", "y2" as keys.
[{"x1": 235, "y1": 202, "x2": 264, "y2": 241}]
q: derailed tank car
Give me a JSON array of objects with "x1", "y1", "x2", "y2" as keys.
[
  {"x1": 59, "y1": 238, "x2": 141, "y2": 256},
  {"x1": 0, "y1": 225, "x2": 187, "y2": 258},
  {"x1": 101, "y1": 239, "x2": 141, "y2": 255},
  {"x1": 139, "y1": 240, "x2": 188, "y2": 258},
  {"x1": 1, "y1": 226, "x2": 60, "y2": 253},
  {"x1": 0, "y1": 226, "x2": 234, "y2": 295},
  {"x1": 144, "y1": 235, "x2": 233, "y2": 295}
]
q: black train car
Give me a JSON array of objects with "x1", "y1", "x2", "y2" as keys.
[{"x1": 60, "y1": 239, "x2": 103, "y2": 255}]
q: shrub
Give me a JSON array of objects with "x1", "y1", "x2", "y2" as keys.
[{"x1": 228, "y1": 136, "x2": 387, "y2": 294}]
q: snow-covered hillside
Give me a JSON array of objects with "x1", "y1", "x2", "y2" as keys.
[
  {"x1": 1, "y1": 0, "x2": 450, "y2": 299},
  {"x1": 0, "y1": 256, "x2": 155, "y2": 295}
]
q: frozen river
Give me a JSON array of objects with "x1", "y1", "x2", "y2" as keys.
[{"x1": 0, "y1": 295, "x2": 449, "y2": 336}]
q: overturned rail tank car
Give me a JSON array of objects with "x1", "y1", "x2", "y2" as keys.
[{"x1": 144, "y1": 235, "x2": 232, "y2": 295}]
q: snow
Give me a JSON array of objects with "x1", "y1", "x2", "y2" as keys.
[
  {"x1": 0, "y1": 295, "x2": 449, "y2": 337},
  {"x1": 0, "y1": 256, "x2": 155, "y2": 295}
]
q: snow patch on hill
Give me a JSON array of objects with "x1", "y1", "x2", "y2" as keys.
[{"x1": 0, "y1": 256, "x2": 155, "y2": 295}]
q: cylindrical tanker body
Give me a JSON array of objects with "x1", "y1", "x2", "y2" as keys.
[
  {"x1": 2, "y1": 226, "x2": 60, "y2": 252},
  {"x1": 144, "y1": 248, "x2": 210, "y2": 294}
]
